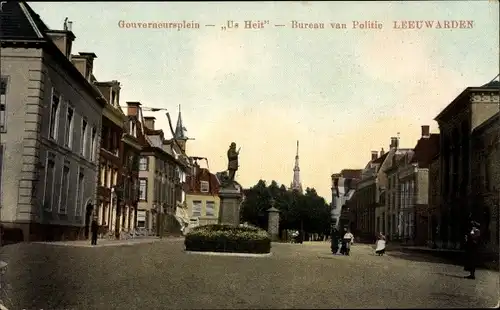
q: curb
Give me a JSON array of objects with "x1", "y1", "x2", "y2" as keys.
[{"x1": 184, "y1": 251, "x2": 272, "y2": 257}]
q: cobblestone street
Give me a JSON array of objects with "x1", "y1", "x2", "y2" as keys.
[{"x1": 0, "y1": 240, "x2": 497, "y2": 309}]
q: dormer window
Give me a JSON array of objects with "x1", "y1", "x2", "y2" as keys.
[
  {"x1": 111, "y1": 90, "x2": 117, "y2": 107},
  {"x1": 200, "y1": 181, "x2": 209, "y2": 193},
  {"x1": 129, "y1": 120, "x2": 137, "y2": 137}
]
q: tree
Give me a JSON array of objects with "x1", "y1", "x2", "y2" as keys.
[{"x1": 241, "y1": 180, "x2": 331, "y2": 236}]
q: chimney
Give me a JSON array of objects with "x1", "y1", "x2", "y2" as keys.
[
  {"x1": 126, "y1": 102, "x2": 141, "y2": 117},
  {"x1": 144, "y1": 117, "x2": 156, "y2": 130},
  {"x1": 421, "y1": 125, "x2": 430, "y2": 138},
  {"x1": 390, "y1": 137, "x2": 399, "y2": 149},
  {"x1": 380, "y1": 148, "x2": 385, "y2": 157},
  {"x1": 46, "y1": 28, "x2": 75, "y2": 58},
  {"x1": 371, "y1": 151, "x2": 378, "y2": 161}
]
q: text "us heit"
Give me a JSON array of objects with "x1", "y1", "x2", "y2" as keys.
[{"x1": 221, "y1": 20, "x2": 270, "y2": 30}]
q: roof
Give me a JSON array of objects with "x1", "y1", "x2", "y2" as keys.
[
  {"x1": 372, "y1": 152, "x2": 388, "y2": 165},
  {"x1": 410, "y1": 134, "x2": 440, "y2": 168},
  {"x1": 435, "y1": 78, "x2": 499, "y2": 121},
  {"x1": 0, "y1": 1, "x2": 45, "y2": 40},
  {"x1": 340, "y1": 169, "x2": 362, "y2": 180},
  {"x1": 185, "y1": 168, "x2": 220, "y2": 195},
  {"x1": 1, "y1": 2, "x2": 107, "y2": 107}
]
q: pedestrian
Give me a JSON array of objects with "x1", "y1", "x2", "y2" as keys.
[
  {"x1": 331, "y1": 228, "x2": 340, "y2": 254},
  {"x1": 463, "y1": 221, "x2": 481, "y2": 279},
  {"x1": 341, "y1": 228, "x2": 354, "y2": 255},
  {"x1": 375, "y1": 232, "x2": 386, "y2": 256},
  {"x1": 91, "y1": 218, "x2": 98, "y2": 246}
]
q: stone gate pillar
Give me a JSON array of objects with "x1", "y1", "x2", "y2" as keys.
[{"x1": 267, "y1": 206, "x2": 280, "y2": 241}]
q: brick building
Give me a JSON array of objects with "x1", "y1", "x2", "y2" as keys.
[{"x1": 434, "y1": 80, "x2": 499, "y2": 250}]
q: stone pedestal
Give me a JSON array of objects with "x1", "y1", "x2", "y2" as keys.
[
  {"x1": 218, "y1": 186, "x2": 243, "y2": 226},
  {"x1": 267, "y1": 207, "x2": 280, "y2": 241}
]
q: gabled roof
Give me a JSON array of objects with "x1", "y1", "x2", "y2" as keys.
[
  {"x1": 410, "y1": 134, "x2": 440, "y2": 168},
  {"x1": 0, "y1": 1, "x2": 45, "y2": 40},
  {"x1": 372, "y1": 152, "x2": 388, "y2": 165}
]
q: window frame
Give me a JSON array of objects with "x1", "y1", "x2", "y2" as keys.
[
  {"x1": 139, "y1": 178, "x2": 148, "y2": 201},
  {"x1": 81, "y1": 118, "x2": 88, "y2": 157},
  {"x1": 139, "y1": 156, "x2": 149, "y2": 171},
  {"x1": 43, "y1": 152, "x2": 56, "y2": 212},
  {"x1": 49, "y1": 88, "x2": 61, "y2": 140},
  {"x1": 192, "y1": 200, "x2": 202, "y2": 217},
  {"x1": 200, "y1": 180, "x2": 209, "y2": 193},
  {"x1": 59, "y1": 163, "x2": 71, "y2": 214},
  {"x1": 205, "y1": 201, "x2": 215, "y2": 217},
  {"x1": 64, "y1": 104, "x2": 74, "y2": 148},
  {"x1": 75, "y1": 168, "x2": 85, "y2": 216},
  {"x1": 90, "y1": 126, "x2": 97, "y2": 162},
  {"x1": 0, "y1": 76, "x2": 9, "y2": 132}
]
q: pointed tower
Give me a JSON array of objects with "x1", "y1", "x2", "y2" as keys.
[
  {"x1": 174, "y1": 105, "x2": 188, "y2": 153},
  {"x1": 291, "y1": 140, "x2": 303, "y2": 193}
]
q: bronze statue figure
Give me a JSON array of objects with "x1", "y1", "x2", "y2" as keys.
[{"x1": 227, "y1": 142, "x2": 240, "y2": 182}]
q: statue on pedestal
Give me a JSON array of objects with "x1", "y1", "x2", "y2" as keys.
[{"x1": 227, "y1": 142, "x2": 240, "y2": 182}]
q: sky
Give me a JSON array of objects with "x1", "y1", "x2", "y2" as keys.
[{"x1": 30, "y1": 1, "x2": 499, "y2": 202}]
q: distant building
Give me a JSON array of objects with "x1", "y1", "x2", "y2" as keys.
[
  {"x1": 331, "y1": 169, "x2": 362, "y2": 229},
  {"x1": 386, "y1": 126, "x2": 439, "y2": 246},
  {"x1": 434, "y1": 79, "x2": 499, "y2": 250},
  {"x1": 185, "y1": 163, "x2": 221, "y2": 232},
  {"x1": 290, "y1": 141, "x2": 303, "y2": 193},
  {"x1": 0, "y1": 2, "x2": 105, "y2": 241}
]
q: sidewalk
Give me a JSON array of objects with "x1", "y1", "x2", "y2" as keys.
[
  {"x1": 33, "y1": 236, "x2": 184, "y2": 248},
  {"x1": 385, "y1": 243, "x2": 498, "y2": 271}
]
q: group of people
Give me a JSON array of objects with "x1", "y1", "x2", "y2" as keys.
[
  {"x1": 328, "y1": 220, "x2": 481, "y2": 281},
  {"x1": 331, "y1": 228, "x2": 354, "y2": 255}
]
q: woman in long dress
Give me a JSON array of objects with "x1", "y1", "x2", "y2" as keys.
[{"x1": 375, "y1": 232, "x2": 386, "y2": 256}]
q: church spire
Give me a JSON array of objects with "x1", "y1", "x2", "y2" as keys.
[
  {"x1": 174, "y1": 104, "x2": 188, "y2": 140},
  {"x1": 291, "y1": 140, "x2": 302, "y2": 192},
  {"x1": 174, "y1": 105, "x2": 188, "y2": 153}
]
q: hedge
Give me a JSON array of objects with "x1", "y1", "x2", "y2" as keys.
[{"x1": 185, "y1": 224, "x2": 271, "y2": 254}]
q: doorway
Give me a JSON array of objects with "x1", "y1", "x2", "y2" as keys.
[{"x1": 84, "y1": 203, "x2": 93, "y2": 239}]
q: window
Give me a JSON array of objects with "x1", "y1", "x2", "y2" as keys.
[
  {"x1": 90, "y1": 127, "x2": 97, "y2": 161},
  {"x1": 0, "y1": 77, "x2": 7, "y2": 132},
  {"x1": 81, "y1": 119, "x2": 88, "y2": 156},
  {"x1": 139, "y1": 157, "x2": 148, "y2": 171},
  {"x1": 43, "y1": 153, "x2": 56, "y2": 211},
  {"x1": 192, "y1": 200, "x2": 202, "y2": 217},
  {"x1": 64, "y1": 106, "x2": 74, "y2": 148},
  {"x1": 129, "y1": 120, "x2": 137, "y2": 137},
  {"x1": 200, "y1": 180, "x2": 209, "y2": 193},
  {"x1": 111, "y1": 90, "x2": 117, "y2": 107},
  {"x1": 59, "y1": 164, "x2": 70, "y2": 214},
  {"x1": 49, "y1": 89, "x2": 61, "y2": 140},
  {"x1": 137, "y1": 210, "x2": 146, "y2": 228},
  {"x1": 75, "y1": 170, "x2": 84, "y2": 216},
  {"x1": 206, "y1": 201, "x2": 215, "y2": 217},
  {"x1": 0, "y1": 145, "x2": 3, "y2": 201},
  {"x1": 139, "y1": 178, "x2": 148, "y2": 201}
]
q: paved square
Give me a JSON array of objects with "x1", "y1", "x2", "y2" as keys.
[{"x1": 0, "y1": 240, "x2": 497, "y2": 309}]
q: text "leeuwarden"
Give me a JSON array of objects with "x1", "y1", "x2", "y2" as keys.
[{"x1": 393, "y1": 20, "x2": 474, "y2": 29}]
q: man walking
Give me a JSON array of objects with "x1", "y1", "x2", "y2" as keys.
[
  {"x1": 463, "y1": 221, "x2": 481, "y2": 279},
  {"x1": 91, "y1": 218, "x2": 99, "y2": 246}
]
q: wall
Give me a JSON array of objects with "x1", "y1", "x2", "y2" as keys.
[
  {"x1": 0, "y1": 47, "x2": 43, "y2": 223},
  {"x1": 0, "y1": 47, "x2": 102, "y2": 234},
  {"x1": 185, "y1": 194, "x2": 220, "y2": 227}
]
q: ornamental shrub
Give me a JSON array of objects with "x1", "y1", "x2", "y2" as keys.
[{"x1": 185, "y1": 224, "x2": 271, "y2": 254}]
